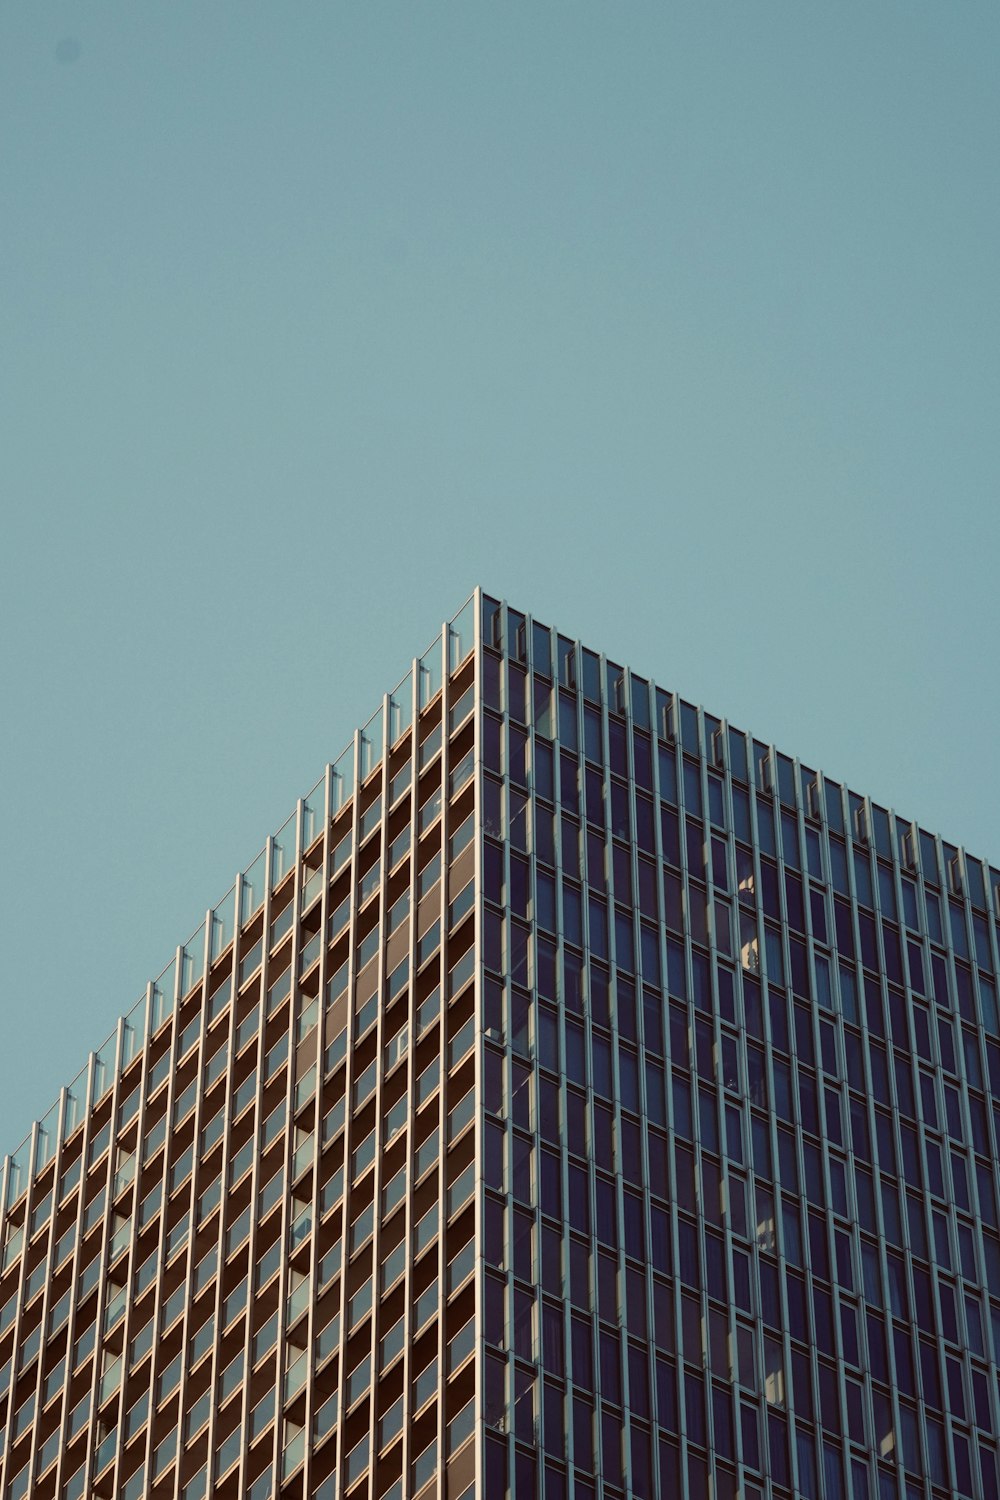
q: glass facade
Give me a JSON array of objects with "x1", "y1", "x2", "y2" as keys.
[{"x1": 3, "y1": 588, "x2": 1000, "y2": 1500}]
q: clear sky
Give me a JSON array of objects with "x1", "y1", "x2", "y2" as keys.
[{"x1": 1, "y1": 2, "x2": 997, "y2": 1158}]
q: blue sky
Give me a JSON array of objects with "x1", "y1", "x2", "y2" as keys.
[{"x1": 1, "y1": 2, "x2": 997, "y2": 1155}]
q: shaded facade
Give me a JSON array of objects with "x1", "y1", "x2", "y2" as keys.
[{"x1": 3, "y1": 588, "x2": 1000, "y2": 1500}]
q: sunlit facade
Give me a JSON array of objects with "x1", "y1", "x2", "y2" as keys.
[{"x1": 3, "y1": 589, "x2": 1000, "y2": 1500}]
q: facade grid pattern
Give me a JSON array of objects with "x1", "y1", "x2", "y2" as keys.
[
  {"x1": 2, "y1": 588, "x2": 1000, "y2": 1500},
  {"x1": 475, "y1": 594, "x2": 1000, "y2": 1500},
  {"x1": 0, "y1": 596, "x2": 480, "y2": 1500}
]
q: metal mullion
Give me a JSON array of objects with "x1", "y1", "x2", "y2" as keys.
[
  {"x1": 49, "y1": 1047, "x2": 99, "y2": 1498},
  {"x1": 892, "y1": 1278, "x2": 937, "y2": 1500},
  {"x1": 931, "y1": 833, "x2": 973, "y2": 1112},
  {"x1": 836, "y1": 799, "x2": 894, "y2": 1277},
  {"x1": 771, "y1": 763, "x2": 831, "y2": 1365},
  {"x1": 102, "y1": 984, "x2": 156, "y2": 1500},
  {"x1": 920, "y1": 1198, "x2": 952, "y2": 1457},
  {"x1": 570, "y1": 653, "x2": 604, "y2": 1436},
  {"x1": 809, "y1": 1054, "x2": 857, "y2": 1459},
  {"x1": 277, "y1": 794, "x2": 312, "y2": 1494},
  {"x1": 745, "y1": 746, "x2": 776, "y2": 994},
  {"x1": 825, "y1": 1280, "x2": 857, "y2": 1500},
  {"x1": 674, "y1": 702, "x2": 713, "y2": 1490},
  {"x1": 80, "y1": 1015, "x2": 130, "y2": 1496},
  {"x1": 839, "y1": 805, "x2": 913, "y2": 1475},
  {"x1": 167, "y1": 912, "x2": 215, "y2": 1500},
  {"x1": 950, "y1": 843, "x2": 974, "y2": 927},
  {"x1": 595, "y1": 650, "x2": 634, "y2": 1490},
  {"x1": 665, "y1": 689, "x2": 699, "y2": 1486},
  {"x1": 736, "y1": 773, "x2": 800, "y2": 1491},
  {"x1": 265, "y1": 934, "x2": 299, "y2": 1500},
  {"x1": 948, "y1": 865, "x2": 991, "y2": 1230},
  {"x1": 881, "y1": 802, "x2": 941, "y2": 1327},
  {"x1": 622, "y1": 673, "x2": 654, "y2": 1045},
  {"x1": 0, "y1": 1122, "x2": 33, "y2": 1470},
  {"x1": 770, "y1": 762, "x2": 801, "y2": 1025},
  {"x1": 520, "y1": 611, "x2": 548, "y2": 1490},
  {"x1": 864, "y1": 800, "x2": 916, "y2": 1227},
  {"x1": 940, "y1": 834, "x2": 993, "y2": 1377},
  {"x1": 798, "y1": 759, "x2": 841, "y2": 1109},
  {"x1": 914, "y1": 1079, "x2": 945, "y2": 1219},
  {"x1": 238, "y1": 843, "x2": 292, "y2": 1500},
  {"x1": 841, "y1": 790, "x2": 876, "y2": 1011},
  {"x1": 644, "y1": 671, "x2": 675, "y2": 1500},
  {"x1": 773, "y1": 756, "x2": 803, "y2": 1074},
  {"x1": 974, "y1": 853, "x2": 1000, "y2": 1428},
  {"x1": 330, "y1": 730, "x2": 361, "y2": 1496},
  {"x1": 186, "y1": 891, "x2": 235, "y2": 1500},
  {"x1": 433, "y1": 622, "x2": 453, "y2": 1493},
  {"x1": 5, "y1": 1136, "x2": 34, "y2": 1226},
  {"x1": 75, "y1": 1028, "x2": 127, "y2": 1500},
  {"x1": 497, "y1": 668, "x2": 515, "y2": 1039},
  {"x1": 692, "y1": 705, "x2": 736, "y2": 1351},
  {"x1": 0, "y1": 1165, "x2": 30, "y2": 1470},
  {"x1": 672, "y1": 691, "x2": 704, "y2": 1075},
  {"x1": 0, "y1": 1116, "x2": 37, "y2": 1480},
  {"x1": 617, "y1": 670, "x2": 664, "y2": 1500},
  {"x1": 928, "y1": 834, "x2": 947, "y2": 948},
  {"x1": 578, "y1": 638, "x2": 609, "y2": 1485},
  {"x1": 362, "y1": 697, "x2": 392, "y2": 1500},
  {"x1": 57, "y1": 1107, "x2": 94, "y2": 1500},
  {"x1": 978, "y1": 848, "x2": 1000, "y2": 997},
  {"x1": 725, "y1": 718, "x2": 753, "y2": 965},
  {"x1": 758, "y1": 1202, "x2": 796, "y2": 1498},
  {"x1": 383, "y1": 655, "x2": 420, "y2": 1500},
  {"x1": 470, "y1": 588, "x2": 486, "y2": 1500},
  {"x1": 131, "y1": 961, "x2": 179, "y2": 1477},
  {"x1": 500, "y1": 612, "x2": 524, "y2": 1488},
  {"x1": 885, "y1": 801, "x2": 921, "y2": 1015},
  {"x1": 688, "y1": 716, "x2": 726, "y2": 1486},
  {"x1": 744, "y1": 753, "x2": 793, "y2": 1348},
  {"x1": 492, "y1": 615, "x2": 517, "y2": 1489},
  {"x1": 746, "y1": 746, "x2": 777, "y2": 1007},
  {"x1": 12, "y1": 1114, "x2": 53, "y2": 1499},
  {"x1": 546, "y1": 624, "x2": 578, "y2": 1486},
  {"x1": 242, "y1": 1056, "x2": 284, "y2": 1500},
  {"x1": 180, "y1": 913, "x2": 234, "y2": 1500},
  {"x1": 405, "y1": 637, "x2": 448, "y2": 1495},
  {"x1": 25, "y1": 1085, "x2": 71, "y2": 1497},
  {"x1": 142, "y1": 948, "x2": 190, "y2": 1500},
  {"x1": 297, "y1": 763, "x2": 332, "y2": 1500},
  {"x1": 113, "y1": 990, "x2": 156, "y2": 1495},
  {"x1": 717, "y1": 729, "x2": 762, "y2": 1500},
  {"x1": 293, "y1": 784, "x2": 320, "y2": 1500},
  {"x1": 914, "y1": 838, "x2": 944, "y2": 983},
  {"x1": 207, "y1": 865, "x2": 260, "y2": 1499}
]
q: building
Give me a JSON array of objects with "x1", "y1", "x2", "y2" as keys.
[{"x1": 3, "y1": 588, "x2": 1000, "y2": 1500}]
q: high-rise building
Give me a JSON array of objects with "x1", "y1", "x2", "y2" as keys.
[{"x1": 3, "y1": 588, "x2": 1000, "y2": 1500}]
